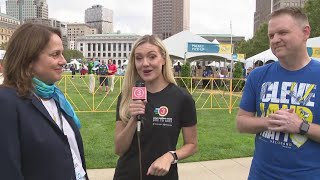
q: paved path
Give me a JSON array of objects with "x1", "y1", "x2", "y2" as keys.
[{"x1": 87, "y1": 157, "x2": 252, "y2": 180}]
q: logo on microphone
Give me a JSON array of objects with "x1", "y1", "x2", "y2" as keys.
[{"x1": 132, "y1": 87, "x2": 147, "y2": 100}]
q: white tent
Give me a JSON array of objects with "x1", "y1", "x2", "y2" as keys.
[
  {"x1": 212, "y1": 39, "x2": 220, "y2": 44},
  {"x1": 245, "y1": 36, "x2": 320, "y2": 69},
  {"x1": 0, "y1": 50, "x2": 5, "y2": 60},
  {"x1": 68, "y1": 59, "x2": 81, "y2": 70},
  {"x1": 163, "y1": 30, "x2": 231, "y2": 60},
  {"x1": 122, "y1": 60, "x2": 128, "y2": 66},
  {"x1": 173, "y1": 60, "x2": 183, "y2": 66},
  {"x1": 207, "y1": 61, "x2": 216, "y2": 66}
]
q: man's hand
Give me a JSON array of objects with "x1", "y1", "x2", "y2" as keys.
[{"x1": 268, "y1": 109, "x2": 303, "y2": 134}]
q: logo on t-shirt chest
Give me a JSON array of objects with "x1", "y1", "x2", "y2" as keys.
[{"x1": 152, "y1": 106, "x2": 173, "y2": 127}]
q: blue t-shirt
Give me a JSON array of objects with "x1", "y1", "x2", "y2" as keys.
[{"x1": 240, "y1": 60, "x2": 320, "y2": 180}]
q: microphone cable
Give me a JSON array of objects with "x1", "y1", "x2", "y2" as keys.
[{"x1": 137, "y1": 124, "x2": 143, "y2": 180}]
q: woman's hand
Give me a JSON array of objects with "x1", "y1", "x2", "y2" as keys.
[
  {"x1": 128, "y1": 100, "x2": 147, "y2": 119},
  {"x1": 146, "y1": 152, "x2": 173, "y2": 176}
]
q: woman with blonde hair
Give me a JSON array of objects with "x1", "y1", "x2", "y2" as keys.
[{"x1": 114, "y1": 35, "x2": 198, "y2": 180}]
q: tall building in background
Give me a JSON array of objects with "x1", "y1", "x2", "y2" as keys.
[
  {"x1": 152, "y1": 0, "x2": 190, "y2": 40},
  {"x1": 272, "y1": 0, "x2": 306, "y2": 11},
  {"x1": 254, "y1": 0, "x2": 271, "y2": 33},
  {"x1": 85, "y1": 5, "x2": 113, "y2": 34},
  {"x1": 0, "y1": 12, "x2": 20, "y2": 46},
  {"x1": 67, "y1": 23, "x2": 97, "y2": 50},
  {"x1": 254, "y1": 0, "x2": 307, "y2": 34},
  {"x1": 6, "y1": 0, "x2": 48, "y2": 23}
]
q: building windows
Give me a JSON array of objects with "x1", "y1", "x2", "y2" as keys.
[
  {"x1": 129, "y1": 43, "x2": 132, "y2": 51},
  {"x1": 118, "y1": 43, "x2": 121, "y2": 51},
  {"x1": 113, "y1": 43, "x2": 116, "y2": 51},
  {"x1": 113, "y1": 53, "x2": 116, "y2": 57},
  {"x1": 108, "y1": 43, "x2": 111, "y2": 51},
  {"x1": 123, "y1": 43, "x2": 127, "y2": 51},
  {"x1": 108, "y1": 53, "x2": 111, "y2": 57}
]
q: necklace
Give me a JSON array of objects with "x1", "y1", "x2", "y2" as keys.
[{"x1": 34, "y1": 93, "x2": 64, "y2": 132}]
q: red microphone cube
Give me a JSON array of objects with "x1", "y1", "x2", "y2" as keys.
[{"x1": 132, "y1": 87, "x2": 147, "y2": 100}]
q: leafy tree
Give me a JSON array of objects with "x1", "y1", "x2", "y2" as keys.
[
  {"x1": 235, "y1": 23, "x2": 269, "y2": 59},
  {"x1": 0, "y1": 42, "x2": 8, "y2": 50},
  {"x1": 177, "y1": 62, "x2": 191, "y2": 88},
  {"x1": 232, "y1": 62, "x2": 244, "y2": 91},
  {"x1": 304, "y1": 0, "x2": 320, "y2": 38},
  {"x1": 63, "y1": 49, "x2": 84, "y2": 63}
]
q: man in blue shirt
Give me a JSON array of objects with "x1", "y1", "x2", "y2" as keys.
[{"x1": 237, "y1": 7, "x2": 320, "y2": 179}]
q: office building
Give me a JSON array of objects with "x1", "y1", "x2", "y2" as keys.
[
  {"x1": 254, "y1": 0, "x2": 307, "y2": 33},
  {"x1": 85, "y1": 5, "x2": 113, "y2": 34},
  {"x1": 67, "y1": 23, "x2": 97, "y2": 50},
  {"x1": 6, "y1": 0, "x2": 48, "y2": 23},
  {"x1": 152, "y1": 0, "x2": 190, "y2": 40},
  {"x1": 76, "y1": 33, "x2": 140, "y2": 67},
  {"x1": 0, "y1": 12, "x2": 20, "y2": 46}
]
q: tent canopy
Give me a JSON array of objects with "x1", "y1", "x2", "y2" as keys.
[
  {"x1": 245, "y1": 36, "x2": 320, "y2": 69},
  {"x1": 173, "y1": 60, "x2": 183, "y2": 66},
  {"x1": 163, "y1": 31, "x2": 231, "y2": 61}
]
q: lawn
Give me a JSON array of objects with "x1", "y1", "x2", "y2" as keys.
[{"x1": 58, "y1": 74, "x2": 255, "y2": 169}]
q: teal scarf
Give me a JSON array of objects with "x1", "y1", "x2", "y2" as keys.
[{"x1": 32, "y1": 78, "x2": 81, "y2": 129}]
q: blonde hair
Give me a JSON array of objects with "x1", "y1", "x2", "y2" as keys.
[{"x1": 119, "y1": 35, "x2": 176, "y2": 123}]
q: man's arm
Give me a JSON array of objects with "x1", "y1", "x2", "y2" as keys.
[
  {"x1": 236, "y1": 108, "x2": 269, "y2": 134},
  {"x1": 268, "y1": 109, "x2": 320, "y2": 143}
]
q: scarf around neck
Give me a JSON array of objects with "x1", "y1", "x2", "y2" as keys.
[{"x1": 32, "y1": 78, "x2": 81, "y2": 129}]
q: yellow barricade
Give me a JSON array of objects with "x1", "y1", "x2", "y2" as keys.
[{"x1": 57, "y1": 75, "x2": 245, "y2": 113}]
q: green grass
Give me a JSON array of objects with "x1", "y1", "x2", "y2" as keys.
[
  {"x1": 78, "y1": 110, "x2": 255, "y2": 169},
  {"x1": 59, "y1": 74, "x2": 255, "y2": 169}
]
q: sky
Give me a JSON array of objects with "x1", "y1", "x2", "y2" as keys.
[{"x1": 0, "y1": 0, "x2": 256, "y2": 39}]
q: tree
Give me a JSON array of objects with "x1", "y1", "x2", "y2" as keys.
[
  {"x1": 304, "y1": 0, "x2": 320, "y2": 38},
  {"x1": 177, "y1": 62, "x2": 191, "y2": 88},
  {"x1": 0, "y1": 42, "x2": 8, "y2": 50},
  {"x1": 63, "y1": 49, "x2": 84, "y2": 63},
  {"x1": 235, "y1": 23, "x2": 269, "y2": 59},
  {"x1": 232, "y1": 62, "x2": 244, "y2": 91}
]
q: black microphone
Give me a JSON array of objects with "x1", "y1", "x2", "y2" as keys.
[{"x1": 132, "y1": 81, "x2": 147, "y2": 132}]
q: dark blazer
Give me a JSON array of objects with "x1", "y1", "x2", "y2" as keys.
[{"x1": 0, "y1": 87, "x2": 88, "y2": 180}]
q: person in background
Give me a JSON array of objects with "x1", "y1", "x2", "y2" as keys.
[
  {"x1": 0, "y1": 23, "x2": 87, "y2": 180},
  {"x1": 70, "y1": 64, "x2": 76, "y2": 79},
  {"x1": 117, "y1": 65, "x2": 126, "y2": 76},
  {"x1": 237, "y1": 7, "x2": 320, "y2": 179},
  {"x1": 107, "y1": 58, "x2": 117, "y2": 92},
  {"x1": 114, "y1": 35, "x2": 198, "y2": 180},
  {"x1": 80, "y1": 63, "x2": 87, "y2": 78},
  {"x1": 88, "y1": 58, "x2": 95, "y2": 94},
  {"x1": 98, "y1": 60, "x2": 109, "y2": 94},
  {"x1": 174, "y1": 61, "x2": 181, "y2": 77},
  {"x1": 0, "y1": 58, "x2": 3, "y2": 84}
]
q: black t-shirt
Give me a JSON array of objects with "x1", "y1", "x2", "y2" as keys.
[{"x1": 114, "y1": 83, "x2": 197, "y2": 180}]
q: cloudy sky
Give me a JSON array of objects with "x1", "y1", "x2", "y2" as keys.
[{"x1": 0, "y1": 0, "x2": 256, "y2": 39}]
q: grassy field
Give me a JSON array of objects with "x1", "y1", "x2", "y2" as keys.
[{"x1": 58, "y1": 74, "x2": 255, "y2": 169}]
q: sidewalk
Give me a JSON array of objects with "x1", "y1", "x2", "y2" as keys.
[{"x1": 87, "y1": 157, "x2": 252, "y2": 180}]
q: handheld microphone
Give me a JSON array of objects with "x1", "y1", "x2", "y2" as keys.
[{"x1": 132, "y1": 80, "x2": 147, "y2": 132}]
